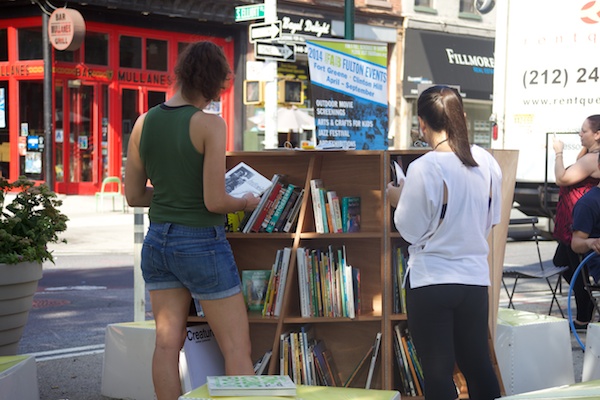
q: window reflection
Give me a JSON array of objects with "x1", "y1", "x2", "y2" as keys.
[{"x1": 119, "y1": 35, "x2": 142, "y2": 68}]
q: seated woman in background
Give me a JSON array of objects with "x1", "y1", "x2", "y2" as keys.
[{"x1": 553, "y1": 114, "x2": 600, "y2": 330}]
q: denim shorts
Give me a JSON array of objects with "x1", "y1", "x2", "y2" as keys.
[{"x1": 141, "y1": 222, "x2": 241, "y2": 300}]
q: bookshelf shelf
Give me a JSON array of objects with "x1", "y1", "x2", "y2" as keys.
[{"x1": 187, "y1": 149, "x2": 514, "y2": 396}]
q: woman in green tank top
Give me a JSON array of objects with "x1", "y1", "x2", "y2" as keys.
[{"x1": 125, "y1": 41, "x2": 260, "y2": 400}]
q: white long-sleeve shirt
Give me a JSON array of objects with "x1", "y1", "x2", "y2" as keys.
[{"x1": 394, "y1": 145, "x2": 502, "y2": 289}]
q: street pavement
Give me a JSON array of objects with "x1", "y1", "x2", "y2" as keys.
[{"x1": 19, "y1": 195, "x2": 589, "y2": 399}]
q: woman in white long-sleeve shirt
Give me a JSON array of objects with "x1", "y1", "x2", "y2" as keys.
[{"x1": 387, "y1": 85, "x2": 502, "y2": 400}]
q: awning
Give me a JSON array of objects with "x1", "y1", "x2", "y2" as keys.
[{"x1": 403, "y1": 29, "x2": 494, "y2": 101}]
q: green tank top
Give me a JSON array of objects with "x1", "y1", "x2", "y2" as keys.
[{"x1": 139, "y1": 104, "x2": 224, "y2": 227}]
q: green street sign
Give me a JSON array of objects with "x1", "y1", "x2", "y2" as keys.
[{"x1": 235, "y1": 4, "x2": 265, "y2": 22}]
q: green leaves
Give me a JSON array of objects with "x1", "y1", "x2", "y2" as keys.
[{"x1": 0, "y1": 176, "x2": 68, "y2": 264}]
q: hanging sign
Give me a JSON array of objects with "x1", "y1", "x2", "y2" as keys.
[{"x1": 48, "y1": 7, "x2": 86, "y2": 51}]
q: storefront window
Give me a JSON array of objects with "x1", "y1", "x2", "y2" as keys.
[
  {"x1": 415, "y1": 0, "x2": 432, "y2": 7},
  {"x1": 0, "y1": 29, "x2": 8, "y2": 61},
  {"x1": 148, "y1": 91, "x2": 165, "y2": 109},
  {"x1": 55, "y1": 48, "x2": 81, "y2": 63},
  {"x1": 146, "y1": 39, "x2": 167, "y2": 71},
  {"x1": 69, "y1": 83, "x2": 93, "y2": 182},
  {"x1": 54, "y1": 83, "x2": 64, "y2": 182},
  {"x1": 121, "y1": 88, "x2": 139, "y2": 179},
  {"x1": 19, "y1": 81, "x2": 44, "y2": 180},
  {"x1": 119, "y1": 35, "x2": 142, "y2": 68},
  {"x1": 18, "y1": 27, "x2": 43, "y2": 60},
  {"x1": 460, "y1": 0, "x2": 476, "y2": 13},
  {"x1": 85, "y1": 32, "x2": 109, "y2": 66},
  {"x1": 101, "y1": 84, "x2": 109, "y2": 180},
  {"x1": 178, "y1": 42, "x2": 191, "y2": 57},
  {"x1": 0, "y1": 81, "x2": 9, "y2": 177}
]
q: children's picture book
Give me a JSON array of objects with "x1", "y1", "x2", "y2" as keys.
[
  {"x1": 225, "y1": 162, "x2": 272, "y2": 197},
  {"x1": 242, "y1": 270, "x2": 271, "y2": 312},
  {"x1": 342, "y1": 196, "x2": 361, "y2": 232},
  {"x1": 206, "y1": 375, "x2": 296, "y2": 397}
]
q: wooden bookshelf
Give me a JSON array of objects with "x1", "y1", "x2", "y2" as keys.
[{"x1": 188, "y1": 149, "x2": 517, "y2": 397}]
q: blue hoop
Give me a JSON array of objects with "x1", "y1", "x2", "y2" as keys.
[{"x1": 567, "y1": 252, "x2": 599, "y2": 350}]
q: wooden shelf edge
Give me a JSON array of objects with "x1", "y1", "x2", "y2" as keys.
[{"x1": 283, "y1": 315, "x2": 383, "y2": 323}]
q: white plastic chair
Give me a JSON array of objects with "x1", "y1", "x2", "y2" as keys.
[{"x1": 95, "y1": 176, "x2": 126, "y2": 212}]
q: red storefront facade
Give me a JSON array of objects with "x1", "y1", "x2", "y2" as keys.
[{"x1": 0, "y1": 16, "x2": 235, "y2": 194}]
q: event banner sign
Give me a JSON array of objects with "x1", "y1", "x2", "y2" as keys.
[{"x1": 307, "y1": 39, "x2": 388, "y2": 150}]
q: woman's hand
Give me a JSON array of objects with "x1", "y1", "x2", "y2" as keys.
[
  {"x1": 386, "y1": 181, "x2": 404, "y2": 208},
  {"x1": 552, "y1": 136, "x2": 564, "y2": 154},
  {"x1": 241, "y1": 192, "x2": 260, "y2": 212}
]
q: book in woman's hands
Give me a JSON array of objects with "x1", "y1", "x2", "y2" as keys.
[
  {"x1": 226, "y1": 162, "x2": 272, "y2": 197},
  {"x1": 206, "y1": 375, "x2": 296, "y2": 397},
  {"x1": 390, "y1": 160, "x2": 405, "y2": 187}
]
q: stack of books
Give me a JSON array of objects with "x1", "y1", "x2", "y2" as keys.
[
  {"x1": 296, "y1": 245, "x2": 359, "y2": 318},
  {"x1": 310, "y1": 179, "x2": 360, "y2": 233}
]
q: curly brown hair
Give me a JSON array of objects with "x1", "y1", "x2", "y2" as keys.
[{"x1": 174, "y1": 41, "x2": 232, "y2": 103}]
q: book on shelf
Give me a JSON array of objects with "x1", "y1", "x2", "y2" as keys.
[
  {"x1": 241, "y1": 174, "x2": 284, "y2": 233},
  {"x1": 225, "y1": 210, "x2": 245, "y2": 232},
  {"x1": 241, "y1": 269, "x2": 271, "y2": 312},
  {"x1": 393, "y1": 324, "x2": 422, "y2": 396},
  {"x1": 309, "y1": 179, "x2": 326, "y2": 233},
  {"x1": 365, "y1": 331, "x2": 382, "y2": 389},
  {"x1": 206, "y1": 375, "x2": 296, "y2": 397},
  {"x1": 179, "y1": 324, "x2": 225, "y2": 393},
  {"x1": 265, "y1": 183, "x2": 297, "y2": 232},
  {"x1": 322, "y1": 348, "x2": 343, "y2": 387},
  {"x1": 225, "y1": 162, "x2": 272, "y2": 197},
  {"x1": 344, "y1": 343, "x2": 374, "y2": 387},
  {"x1": 282, "y1": 188, "x2": 304, "y2": 233},
  {"x1": 262, "y1": 247, "x2": 292, "y2": 317},
  {"x1": 296, "y1": 245, "x2": 356, "y2": 318},
  {"x1": 327, "y1": 190, "x2": 344, "y2": 233},
  {"x1": 251, "y1": 179, "x2": 285, "y2": 233},
  {"x1": 401, "y1": 333, "x2": 422, "y2": 396},
  {"x1": 273, "y1": 186, "x2": 301, "y2": 232},
  {"x1": 392, "y1": 326, "x2": 414, "y2": 396},
  {"x1": 279, "y1": 331, "x2": 291, "y2": 376},
  {"x1": 318, "y1": 187, "x2": 330, "y2": 233},
  {"x1": 296, "y1": 247, "x2": 312, "y2": 318},
  {"x1": 407, "y1": 336, "x2": 425, "y2": 391},
  {"x1": 311, "y1": 340, "x2": 341, "y2": 387},
  {"x1": 258, "y1": 185, "x2": 286, "y2": 232},
  {"x1": 192, "y1": 298, "x2": 204, "y2": 317},
  {"x1": 352, "y1": 267, "x2": 361, "y2": 316},
  {"x1": 253, "y1": 349, "x2": 272, "y2": 375},
  {"x1": 273, "y1": 247, "x2": 292, "y2": 317},
  {"x1": 342, "y1": 196, "x2": 361, "y2": 232},
  {"x1": 392, "y1": 245, "x2": 408, "y2": 314}
]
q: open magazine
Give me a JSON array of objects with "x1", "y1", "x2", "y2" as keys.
[{"x1": 226, "y1": 162, "x2": 272, "y2": 197}]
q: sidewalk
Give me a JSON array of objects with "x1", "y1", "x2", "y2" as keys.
[{"x1": 28, "y1": 196, "x2": 588, "y2": 399}]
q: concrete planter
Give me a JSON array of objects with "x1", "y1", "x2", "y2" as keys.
[{"x1": 0, "y1": 262, "x2": 42, "y2": 356}]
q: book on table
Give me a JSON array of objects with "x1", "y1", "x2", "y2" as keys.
[{"x1": 206, "y1": 375, "x2": 296, "y2": 397}]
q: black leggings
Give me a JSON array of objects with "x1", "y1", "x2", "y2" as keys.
[
  {"x1": 556, "y1": 241, "x2": 595, "y2": 322},
  {"x1": 406, "y1": 283, "x2": 500, "y2": 400}
]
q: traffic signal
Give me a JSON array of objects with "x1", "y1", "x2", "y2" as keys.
[
  {"x1": 278, "y1": 80, "x2": 303, "y2": 105},
  {"x1": 243, "y1": 80, "x2": 263, "y2": 105}
]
